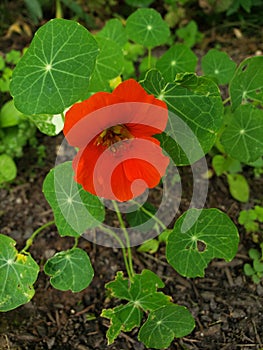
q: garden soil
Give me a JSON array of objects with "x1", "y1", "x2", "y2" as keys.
[
  {"x1": 0, "y1": 130, "x2": 263, "y2": 350},
  {"x1": 1, "y1": 7, "x2": 263, "y2": 349}
]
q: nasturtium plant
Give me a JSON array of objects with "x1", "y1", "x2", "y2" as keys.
[
  {"x1": 88, "y1": 37, "x2": 125, "y2": 92},
  {"x1": 156, "y1": 43, "x2": 197, "y2": 82},
  {"x1": 126, "y1": 8, "x2": 170, "y2": 48},
  {"x1": 201, "y1": 49, "x2": 236, "y2": 85},
  {"x1": 43, "y1": 161, "x2": 105, "y2": 237},
  {"x1": 5, "y1": 5, "x2": 263, "y2": 347},
  {"x1": 0, "y1": 234, "x2": 39, "y2": 311},
  {"x1": 44, "y1": 248, "x2": 94, "y2": 292},
  {"x1": 10, "y1": 18, "x2": 99, "y2": 114},
  {"x1": 141, "y1": 70, "x2": 223, "y2": 164},
  {"x1": 166, "y1": 209, "x2": 239, "y2": 277},
  {"x1": 229, "y1": 56, "x2": 263, "y2": 110},
  {"x1": 221, "y1": 104, "x2": 263, "y2": 163}
]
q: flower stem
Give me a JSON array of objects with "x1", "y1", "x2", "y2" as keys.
[
  {"x1": 148, "y1": 47, "x2": 152, "y2": 69},
  {"x1": 21, "y1": 220, "x2": 55, "y2": 253},
  {"x1": 131, "y1": 200, "x2": 167, "y2": 230},
  {"x1": 112, "y1": 201, "x2": 135, "y2": 279},
  {"x1": 99, "y1": 225, "x2": 133, "y2": 280}
]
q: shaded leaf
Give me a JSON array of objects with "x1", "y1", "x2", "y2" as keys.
[
  {"x1": 44, "y1": 248, "x2": 94, "y2": 292},
  {"x1": 229, "y1": 56, "x2": 263, "y2": 110}
]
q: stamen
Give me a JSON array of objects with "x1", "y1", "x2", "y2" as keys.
[{"x1": 94, "y1": 125, "x2": 133, "y2": 152}]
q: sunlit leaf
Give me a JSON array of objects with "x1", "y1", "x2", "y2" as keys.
[
  {"x1": 0, "y1": 154, "x2": 17, "y2": 184},
  {"x1": 10, "y1": 19, "x2": 98, "y2": 114},
  {"x1": 166, "y1": 208, "x2": 239, "y2": 277},
  {"x1": 44, "y1": 248, "x2": 94, "y2": 292},
  {"x1": 43, "y1": 161, "x2": 105, "y2": 237},
  {"x1": 126, "y1": 8, "x2": 170, "y2": 48},
  {"x1": 0, "y1": 234, "x2": 39, "y2": 311},
  {"x1": 227, "y1": 174, "x2": 249, "y2": 202}
]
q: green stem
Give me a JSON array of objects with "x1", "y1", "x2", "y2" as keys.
[
  {"x1": 56, "y1": 0, "x2": 63, "y2": 18},
  {"x1": 73, "y1": 237, "x2": 79, "y2": 249},
  {"x1": 112, "y1": 201, "x2": 135, "y2": 278},
  {"x1": 131, "y1": 200, "x2": 167, "y2": 230},
  {"x1": 21, "y1": 220, "x2": 55, "y2": 253},
  {"x1": 99, "y1": 225, "x2": 133, "y2": 280},
  {"x1": 148, "y1": 47, "x2": 152, "y2": 69},
  {"x1": 223, "y1": 97, "x2": 230, "y2": 105}
]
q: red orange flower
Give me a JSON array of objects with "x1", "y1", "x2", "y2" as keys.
[{"x1": 63, "y1": 79, "x2": 169, "y2": 202}]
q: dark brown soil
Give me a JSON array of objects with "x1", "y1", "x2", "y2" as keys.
[{"x1": 0, "y1": 131, "x2": 263, "y2": 350}]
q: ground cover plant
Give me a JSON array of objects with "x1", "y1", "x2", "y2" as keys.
[{"x1": 0, "y1": 3, "x2": 263, "y2": 349}]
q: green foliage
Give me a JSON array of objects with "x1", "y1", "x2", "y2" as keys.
[
  {"x1": 176, "y1": 20, "x2": 203, "y2": 48},
  {"x1": 156, "y1": 43, "x2": 197, "y2": 81},
  {"x1": 238, "y1": 205, "x2": 263, "y2": 233},
  {"x1": 141, "y1": 70, "x2": 223, "y2": 165},
  {"x1": 88, "y1": 37, "x2": 124, "y2": 92},
  {"x1": 244, "y1": 246, "x2": 263, "y2": 284},
  {"x1": 126, "y1": 8, "x2": 170, "y2": 48},
  {"x1": 166, "y1": 209, "x2": 239, "y2": 277},
  {"x1": 0, "y1": 50, "x2": 22, "y2": 94},
  {"x1": 44, "y1": 248, "x2": 94, "y2": 292},
  {"x1": 0, "y1": 234, "x2": 39, "y2": 312},
  {"x1": 229, "y1": 56, "x2": 263, "y2": 110},
  {"x1": 42, "y1": 162, "x2": 105, "y2": 237},
  {"x1": 0, "y1": 154, "x2": 17, "y2": 185},
  {"x1": 201, "y1": 49, "x2": 236, "y2": 85},
  {"x1": 221, "y1": 105, "x2": 263, "y2": 163},
  {"x1": 101, "y1": 270, "x2": 194, "y2": 347},
  {"x1": 11, "y1": 19, "x2": 99, "y2": 114}
]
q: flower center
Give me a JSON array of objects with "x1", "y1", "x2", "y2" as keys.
[{"x1": 94, "y1": 125, "x2": 133, "y2": 152}]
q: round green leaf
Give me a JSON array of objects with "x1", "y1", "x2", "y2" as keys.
[
  {"x1": 0, "y1": 154, "x2": 17, "y2": 184},
  {"x1": 0, "y1": 100, "x2": 22, "y2": 128},
  {"x1": 10, "y1": 19, "x2": 99, "y2": 114},
  {"x1": 138, "y1": 304, "x2": 195, "y2": 349},
  {"x1": 201, "y1": 49, "x2": 236, "y2": 85},
  {"x1": 166, "y1": 208, "x2": 239, "y2": 277},
  {"x1": 0, "y1": 234, "x2": 39, "y2": 312},
  {"x1": 227, "y1": 174, "x2": 249, "y2": 203},
  {"x1": 97, "y1": 19, "x2": 127, "y2": 47},
  {"x1": 141, "y1": 70, "x2": 223, "y2": 165},
  {"x1": 156, "y1": 44, "x2": 197, "y2": 82},
  {"x1": 221, "y1": 104, "x2": 263, "y2": 163},
  {"x1": 88, "y1": 37, "x2": 124, "y2": 92},
  {"x1": 42, "y1": 161, "x2": 105, "y2": 237},
  {"x1": 126, "y1": 8, "x2": 170, "y2": 48},
  {"x1": 44, "y1": 248, "x2": 94, "y2": 292},
  {"x1": 229, "y1": 56, "x2": 263, "y2": 110}
]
